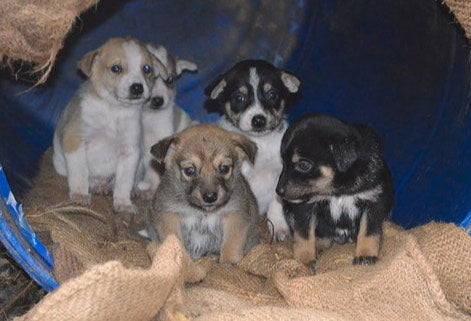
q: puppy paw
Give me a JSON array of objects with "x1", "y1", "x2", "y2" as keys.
[
  {"x1": 353, "y1": 256, "x2": 378, "y2": 266},
  {"x1": 135, "y1": 188, "x2": 155, "y2": 201},
  {"x1": 70, "y1": 193, "x2": 91, "y2": 206},
  {"x1": 272, "y1": 226, "x2": 290, "y2": 242},
  {"x1": 113, "y1": 203, "x2": 137, "y2": 215}
]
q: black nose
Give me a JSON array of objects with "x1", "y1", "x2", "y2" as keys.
[
  {"x1": 202, "y1": 192, "x2": 218, "y2": 204},
  {"x1": 251, "y1": 115, "x2": 267, "y2": 129},
  {"x1": 150, "y1": 96, "x2": 164, "y2": 109},
  {"x1": 276, "y1": 184, "x2": 286, "y2": 197},
  {"x1": 130, "y1": 83, "x2": 144, "y2": 97}
]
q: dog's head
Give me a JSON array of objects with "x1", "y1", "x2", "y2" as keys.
[
  {"x1": 204, "y1": 60, "x2": 300, "y2": 136},
  {"x1": 276, "y1": 113, "x2": 364, "y2": 203},
  {"x1": 151, "y1": 124, "x2": 257, "y2": 211},
  {"x1": 144, "y1": 44, "x2": 198, "y2": 110},
  {"x1": 78, "y1": 37, "x2": 161, "y2": 105}
]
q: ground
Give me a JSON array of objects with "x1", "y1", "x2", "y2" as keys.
[{"x1": 0, "y1": 245, "x2": 45, "y2": 320}]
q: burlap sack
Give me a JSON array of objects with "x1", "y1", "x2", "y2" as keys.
[
  {"x1": 14, "y1": 235, "x2": 207, "y2": 321},
  {"x1": 15, "y1": 222, "x2": 471, "y2": 321},
  {"x1": 0, "y1": 0, "x2": 98, "y2": 84},
  {"x1": 443, "y1": 0, "x2": 471, "y2": 39}
]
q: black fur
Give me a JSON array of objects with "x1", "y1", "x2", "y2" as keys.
[
  {"x1": 277, "y1": 113, "x2": 394, "y2": 264},
  {"x1": 204, "y1": 60, "x2": 300, "y2": 132}
]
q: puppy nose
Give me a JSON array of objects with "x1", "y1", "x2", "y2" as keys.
[
  {"x1": 202, "y1": 192, "x2": 218, "y2": 204},
  {"x1": 130, "y1": 83, "x2": 144, "y2": 97},
  {"x1": 276, "y1": 184, "x2": 285, "y2": 197},
  {"x1": 251, "y1": 115, "x2": 267, "y2": 129},
  {"x1": 150, "y1": 96, "x2": 164, "y2": 109}
]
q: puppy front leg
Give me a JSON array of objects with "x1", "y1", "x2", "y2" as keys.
[
  {"x1": 293, "y1": 215, "x2": 316, "y2": 266},
  {"x1": 137, "y1": 166, "x2": 160, "y2": 200},
  {"x1": 156, "y1": 212, "x2": 182, "y2": 242},
  {"x1": 267, "y1": 196, "x2": 290, "y2": 242},
  {"x1": 65, "y1": 144, "x2": 90, "y2": 205},
  {"x1": 353, "y1": 211, "x2": 381, "y2": 265},
  {"x1": 113, "y1": 145, "x2": 140, "y2": 214},
  {"x1": 220, "y1": 213, "x2": 249, "y2": 264}
]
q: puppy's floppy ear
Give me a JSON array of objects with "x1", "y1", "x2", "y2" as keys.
[
  {"x1": 146, "y1": 44, "x2": 169, "y2": 79},
  {"x1": 329, "y1": 136, "x2": 359, "y2": 172},
  {"x1": 280, "y1": 71, "x2": 301, "y2": 93},
  {"x1": 231, "y1": 133, "x2": 258, "y2": 165},
  {"x1": 176, "y1": 59, "x2": 198, "y2": 76},
  {"x1": 150, "y1": 136, "x2": 179, "y2": 167},
  {"x1": 204, "y1": 74, "x2": 227, "y2": 100},
  {"x1": 78, "y1": 49, "x2": 99, "y2": 77}
]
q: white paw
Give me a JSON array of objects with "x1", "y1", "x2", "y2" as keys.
[
  {"x1": 70, "y1": 193, "x2": 91, "y2": 206},
  {"x1": 136, "y1": 181, "x2": 156, "y2": 200},
  {"x1": 267, "y1": 197, "x2": 290, "y2": 242},
  {"x1": 272, "y1": 225, "x2": 290, "y2": 242}
]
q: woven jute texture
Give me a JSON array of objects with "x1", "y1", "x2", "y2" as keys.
[
  {"x1": 14, "y1": 150, "x2": 471, "y2": 320},
  {"x1": 443, "y1": 0, "x2": 471, "y2": 40},
  {"x1": 0, "y1": 0, "x2": 98, "y2": 84}
]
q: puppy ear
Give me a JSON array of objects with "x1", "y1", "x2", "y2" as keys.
[
  {"x1": 204, "y1": 74, "x2": 227, "y2": 100},
  {"x1": 280, "y1": 71, "x2": 301, "y2": 93},
  {"x1": 78, "y1": 50, "x2": 99, "y2": 77},
  {"x1": 231, "y1": 133, "x2": 258, "y2": 165},
  {"x1": 176, "y1": 59, "x2": 198, "y2": 75},
  {"x1": 150, "y1": 136, "x2": 179, "y2": 166},
  {"x1": 330, "y1": 136, "x2": 359, "y2": 172},
  {"x1": 146, "y1": 44, "x2": 169, "y2": 79}
]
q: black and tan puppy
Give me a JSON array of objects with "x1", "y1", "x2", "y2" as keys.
[
  {"x1": 276, "y1": 113, "x2": 394, "y2": 266},
  {"x1": 147, "y1": 124, "x2": 259, "y2": 263}
]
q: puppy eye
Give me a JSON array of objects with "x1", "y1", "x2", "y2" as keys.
[
  {"x1": 218, "y1": 164, "x2": 230, "y2": 175},
  {"x1": 295, "y1": 160, "x2": 313, "y2": 173},
  {"x1": 110, "y1": 64, "x2": 122, "y2": 74},
  {"x1": 165, "y1": 76, "x2": 175, "y2": 86},
  {"x1": 266, "y1": 89, "x2": 278, "y2": 101},
  {"x1": 142, "y1": 64, "x2": 153, "y2": 74},
  {"x1": 183, "y1": 166, "x2": 197, "y2": 177},
  {"x1": 233, "y1": 93, "x2": 246, "y2": 104}
]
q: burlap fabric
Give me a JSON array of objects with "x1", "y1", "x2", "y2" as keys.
[
  {"x1": 13, "y1": 149, "x2": 471, "y2": 320},
  {"x1": 13, "y1": 223, "x2": 471, "y2": 321},
  {"x1": 443, "y1": 0, "x2": 471, "y2": 40},
  {"x1": 0, "y1": 0, "x2": 98, "y2": 84}
]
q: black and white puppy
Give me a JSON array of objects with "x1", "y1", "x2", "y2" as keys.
[
  {"x1": 204, "y1": 60, "x2": 301, "y2": 241},
  {"x1": 276, "y1": 113, "x2": 394, "y2": 266}
]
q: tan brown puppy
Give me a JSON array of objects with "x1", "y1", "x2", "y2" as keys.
[{"x1": 147, "y1": 124, "x2": 259, "y2": 263}]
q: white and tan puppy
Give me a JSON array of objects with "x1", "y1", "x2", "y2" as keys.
[
  {"x1": 136, "y1": 44, "x2": 198, "y2": 199},
  {"x1": 53, "y1": 37, "x2": 162, "y2": 213}
]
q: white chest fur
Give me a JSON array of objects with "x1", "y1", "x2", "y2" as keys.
[
  {"x1": 181, "y1": 212, "x2": 222, "y2": 259},
  {"x1": 220, "y1": 118, "x2": 286, "y2": 215},
  {"x1": 311, "y1": 186, "x2": 382, "y2": 222}
]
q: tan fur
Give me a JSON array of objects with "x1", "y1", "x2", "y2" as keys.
[
  {"x1": 220, "y1": 213, "x2": 250, "y2": 264},
  {"x1": 157, "y1": 212, "x2": 182, "y2": 241},
  {"x1": 355, "y1": 213, "x2": 380, "y2": 258},
  {"x1": 85, "y1": 38, "x2": 154, "y2": 91},
  {"x1": 293, "y1": 218, "x2": 316, "y2": 265},
  {"x1": 149, "y1": 124, "x2": 259, "y2": 261},
  {"x1": 263, "y1": 82, "x2": 273, "y2": 92}
]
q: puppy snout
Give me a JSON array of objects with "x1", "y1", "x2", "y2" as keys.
[
  {"x1": 150, "y1": 96, "x2": 164, "y2": 109},
  {"x1": 202, "y1": 191, "x2": 218, "y2": 204},
  {"x1": 251, "y1": 115, "x2": 267, "y2": 129},
  {"x1": 130, "y1": 83, "x2": 144, "y2": 97},
  {"x1": 276, "y1": 183, "x2": 286, "y2": 197}
]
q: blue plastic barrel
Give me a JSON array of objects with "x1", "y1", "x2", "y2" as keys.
[{"x1": 0, "y1": 0, "x2": 469, "y2": 290}]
